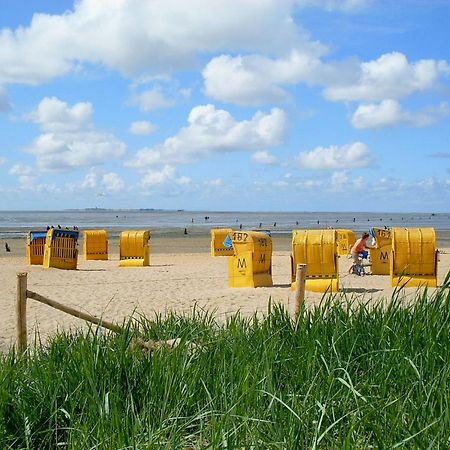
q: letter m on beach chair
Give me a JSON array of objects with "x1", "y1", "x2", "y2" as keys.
[{"x1": 228, "y1": 230, "x2": 273, "y2": 288}]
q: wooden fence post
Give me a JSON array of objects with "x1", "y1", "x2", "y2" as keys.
[
  {"x1": 16, "y1": 272, "x2": 28, "y2": 354},
  {"x1": 293, "y1": 264, "x2": 306, "y2": 322}
]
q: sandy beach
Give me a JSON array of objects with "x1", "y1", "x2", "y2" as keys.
[{"x1": 0, "y1": 233, "x2": 449, "y2": 353}]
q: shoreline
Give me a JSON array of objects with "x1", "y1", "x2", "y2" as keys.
[{"x1": 1, "y1": 210, "x2": 449, "y2": 240}]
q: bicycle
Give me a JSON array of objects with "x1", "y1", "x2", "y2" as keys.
[{"x1": 349, "y1": 250, "x2": 371, "y2": 276}]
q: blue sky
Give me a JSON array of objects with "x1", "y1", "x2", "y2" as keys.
[{"x1": 0, "y1": 0, "x2": 449, "y2": 212}]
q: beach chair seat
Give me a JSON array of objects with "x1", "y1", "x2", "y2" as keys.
[
  {"x1": 119, "y1": 230, "x2": 150, "y2": 267},
  {"x1": 26, "y1": 231, "x2": 47, "y2": 265},
  {"x1": 43, "y1": 229, "x2": 79, "y2": 270},
  {"x1": 83, "y1": 229, "x2": 108, "y2": 260},
  {"x1": 390, "y1": 227, "x2": 437, "y2": 287},
  {"x1": 291, "y1": 229, "x2": 339, "y2": 293},
  {"x1": 210, "y1": 228, "x2": 234, "y2": 256}
]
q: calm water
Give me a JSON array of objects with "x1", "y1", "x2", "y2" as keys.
[{"x1": 0, "y1": 210, "x2": 449, "y2": 239}]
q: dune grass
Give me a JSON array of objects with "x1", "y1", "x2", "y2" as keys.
[{"x1": 1, "y1": 275, "x2": 449, "y2": 449}]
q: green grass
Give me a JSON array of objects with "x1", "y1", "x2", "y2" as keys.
[{"x1": 1, "y1": 274, "x2": 449, "y2": 449}]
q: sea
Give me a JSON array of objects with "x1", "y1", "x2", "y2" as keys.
[{"x1": 0, "y1": 210, "x2": 449, "y2": 240}]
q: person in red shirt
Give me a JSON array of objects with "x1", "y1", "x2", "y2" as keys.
[{"x1": 348, "y1": 232, "x2": 372, "y2": 273}]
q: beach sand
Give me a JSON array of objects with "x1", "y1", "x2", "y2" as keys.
[{"x1": 0, "y1": 233, "x2": 449, "y2": 353}]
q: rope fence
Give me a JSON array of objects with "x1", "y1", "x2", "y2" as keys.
[
  {"x1": 16, "y1": 272, "x2": 122, "y2": 354},
  {"x1": 15, "y1": 267, "x2": 307, "y2": 354}
]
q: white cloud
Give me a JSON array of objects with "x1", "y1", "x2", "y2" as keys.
[
  {"x1": 202, "y1": 49, "x2": 450, "y2": 105},
  {"x1": 204, "y1": 178, "x2": 223, "y2": 187},
  {"x1": 351, "y1": 100, "x2": 410, "y2": 129},
  {"x1": 129, "y1": 87, "x2": 175, "y2": 111},
  {"x1": 329, "y1": 171, "x2": 349, "y2": 192},
  {"x1": 177, "y1": 176, "x2": 192, "y2": 185},
  {"x1": 0, "y1": 87, "x2": 12, "y2": 111},
  {"x1": 0, "y1": 156, "x2": 6, "y2": 165},
  {"x1": 295, "y1": 178, "x2": 323, "y2": 189},
  {"x1": 203, "y1": 50, "x2": 450, "y2": 106},
  {"x1": 3, "y1": 1, "x2": 446, "y2": 115},
  {"x1": 9, "y1": 163, "x2": 37, "y2": 187},
  {"x1": 179, "y1": 88, "x2": 192, "y2": 99},
  {"x1": 274, "y1": 171, "x2": 450, "y2": 198},
  {"x1": 296, "y1": 142, "x2": 372, "y2": 170},
  {"x1": 25, "y1": 97, "x2": 126, "y2": 172},
  {"x1": 65, "y1": 170, "x2": 124, "y2": 194},
  {"x1": 324, "y1": 52, "x2": 450, "y2": 102},
  {"x1": 101, "y1": 172, "x2": 124, "y2": 192},
  {"x1": 424, "y1": 102, "x2": 450, "y2": 119},
  {"x1": 252, "y1": 150, "x2": 277, "y2": 165},
  {"x1": 9, "y1": 163, "x2": 33, "y2": 176},
  {"x1": 203, "y1": 55, "x2": 288, "y2": 105},
  {"x1": 350, "y1": 99, "x2": 450, "y2": 128},
  {"x1": 0, "y1": 0, "x2": 312, "y2": 84},
  {"x1": 129, "y1": 120, "x2": 157, "y2": 135},
  {"x1": 65, "y1": 170, "x2": 97, "y2": 192},
  {"x1": 295, "y1": 0, "x2": 371, "y2": 11},
  {"x1": 26, "y1": 131, "x2": 126, "y2": 172},
  {"x1": 80, "y1": 171, "x2": 97, "y2": 189},
  {"x1": 273, "y1": 180, "x2": 289, "y2": 187},
  {"x1": 30, "y1": 96, "x2": 92, "y2": 131},
  {"x1": 203, "y1": 51, "x2": 323, "y2": 105},
  {"x1": 0, "y1": 14, "x2": 74, "y2": 84},
  {"x1": 141, "y1": 165, "x2": 176, "y2": 187},
  {"x1": 127, "y1": 105, "x2": 286, "y2": 167}
]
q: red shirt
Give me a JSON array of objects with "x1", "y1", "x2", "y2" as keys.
[{"x1": 351, "y1": 237, "x2": 368, "y2": 254}]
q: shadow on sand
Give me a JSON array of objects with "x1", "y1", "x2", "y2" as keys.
[
  {"x1": 77, "y1": 269, "x2": 107, "y2": 272},
  {"x1": 342, "y1": 287, "x2": 383, "y2": 294},
  {"x1": 272, "y1": 283, "x2": 292, "y2": 289}
]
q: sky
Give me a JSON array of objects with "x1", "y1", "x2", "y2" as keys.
[{"x1": 0, "y1": 0, "x2": 449, "y2": 212}]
